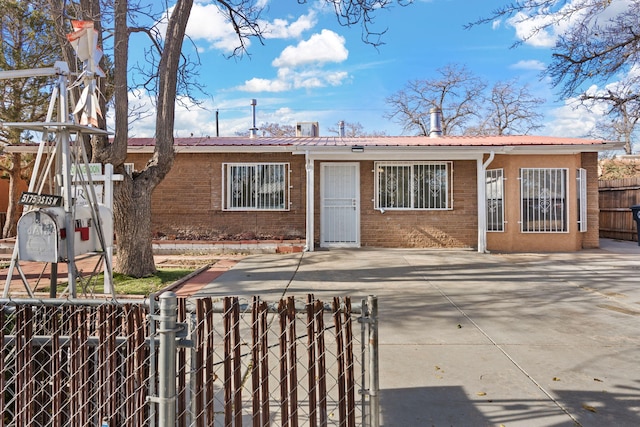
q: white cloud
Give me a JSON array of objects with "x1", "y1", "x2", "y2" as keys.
[
  {"x1": 185, "y1": 3, "x2": 250, "y2": 53},
  {"x1": 236, "y1": 67, "x2": 349, "y2": 93},
  {"x1": 510, "y1": 60, "x2": 546, "y2": 71},
  {"x1": 117, "y1": 92, "x2": 220, "y2": 138},
  {"x1": 181, "y1": 4, "x2": 318, "y2": 53},
  {"x1": 238, "y1": 76, "x2": 292, "y2": 92},
  {"x1": 624, "y1": 63, "x2": 640, "y2": 79},
  {"x1": 272, "y1": 29, "x2": 348, "y2": 68},
  {"x1": 120, "y1": 92, "x2": 156, "y2": 137},
  {"x1": 506, "y1": 0, "x2": 634, "y2": 48},
  {"x1": 172, "y1": 98, "x2": 220, "y2": 138},
  {"x1": 323, "y1": 71, "x2": 349, "y2": 86},
  {"x1": 235, "y1": 29, "x2": 350, "y2": 93},
  {"x1": 542, "y1": 96, "x2": 606, "y2": 138},
  {"x1": 155, "y1": 3, "x2": 249, "y2": 53},
  {"x1": 507, "y1": 11, "x2": 559, "y2": 48},
  {"x1": 492, "y1": 20, "x2": 501, "y2": 30},
  {"x1": 261, "y1": 12, "x2": 317, "y2": 39}
]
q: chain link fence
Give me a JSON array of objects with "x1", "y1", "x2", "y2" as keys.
[
  {"x1": 0, "y1": 298, "x2": 152, "y2": 426},
  {"x1": 0, "y1": 294, "x2": 378, "y2": 426}
]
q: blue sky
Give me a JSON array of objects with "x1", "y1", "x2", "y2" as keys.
[{"x1": 126, "y1": 0, "x2": 607, "y2": 138}]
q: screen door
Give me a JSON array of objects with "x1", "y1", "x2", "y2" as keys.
[{"x1": 320, "y1": 163, "x2": 360, "y2": 247}]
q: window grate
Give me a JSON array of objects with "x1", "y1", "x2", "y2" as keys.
[
  {"x1": 577, "y1": 168, "x2": 587, "y2": 232},
  {"x1": 520, "y1": 168, "x2": 568, "y2": 233},
  {"x1": 224, "y1": 163, "x2": 289, "y2": 211},
  {"x1": 486, "y1": 169, "x2": 504, "y2": 232},
  {"x1": 375, "y1": 162, "x2": 452, "y2": 210}
]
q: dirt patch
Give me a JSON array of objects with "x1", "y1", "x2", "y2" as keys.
[{"x1": 155, "y1": 254, "x2": 245, "y2": 269}]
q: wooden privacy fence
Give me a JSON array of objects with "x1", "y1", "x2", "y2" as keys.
[
  {"x1": 599, "y1": 177, "x2": 640, "y2": 242},
  {"x1": 0, "y1": 293, "x2": 378, "y2": 427}
]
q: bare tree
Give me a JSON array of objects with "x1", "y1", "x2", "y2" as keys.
[
  {"x1": 470, "y1": 0, "x2": 639, "y2": 150},
  {"x1": 469, "y1": 0, "x2": 639, "y2": 95},
  {"x1": 582, "y1": 74, "x2": 640, "y2": 154},
  {"x1": 0, "y1": 0, "x2": 58, "y2": 237},
  {"x1": 467, "y1": 79, "x2": 545, "y2": 136},
  {"x1": 314, "y1": 0, "x2": 414, "y2": 47},
  {"x1": 385, "y1": 63, "x2": 487, "y2": 135},
  {"x1": 110, "y1": 0, "x2": 195, "y2": 277},
  {"x1": 44, "y1": 0, "x2": 200, "y2": 277},
  {"x1": 43, "y1": 0, "x2": 414, "y2": 277},
  {"x1": 326, "y1": 121, "x2": 387, "y2": 137},
  {"x1": 259, "y1": 122, "x2": 296, "y2": 137}
]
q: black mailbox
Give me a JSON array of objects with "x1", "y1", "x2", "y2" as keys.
[{"x1": 631, "y1": 205, "x2": 640, "y2": 246}]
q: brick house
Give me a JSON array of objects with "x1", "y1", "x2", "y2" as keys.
[{"x1": 125, "y1": 133, "x2": 619, "y2": 253}]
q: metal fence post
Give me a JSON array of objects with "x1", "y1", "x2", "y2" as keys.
[
  {"x1": 368, "y1": 295, "x2": 380, "y2": 427},
  {"x1": 158, "y1": 292, "x2": 178, "y2": 427}
]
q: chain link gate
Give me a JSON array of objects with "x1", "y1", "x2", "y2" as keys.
[
  {"x1": 0, "y1": 298, "x2": 153, "y2": 426},
  {"x1": 0, "y1": 294, "x2": 378, "y2": 426}
]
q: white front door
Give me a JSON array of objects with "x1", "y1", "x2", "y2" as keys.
[{"x1": 320, "y1": 163, "x2": 360, "y2": 247}]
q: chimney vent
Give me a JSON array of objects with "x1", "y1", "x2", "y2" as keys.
[
  {"x1": 249, "y1": 99, "x2": 258, "y2": 138},
  {"x1": 429, "y1": 107, "x2": 443, "y2": 138},
  {"x1": 339, "y1": 120, "x2": 345, "y2": 138}
]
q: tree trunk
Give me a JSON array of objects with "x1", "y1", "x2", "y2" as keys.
[
  {"x1": 2, "y1": 153, "x2": 23, "y2": 239},
  {"x1": 109, "y1": 0, "x2": 161, "y2": 277},
  {"x1": 113, "y1": 175, "x2": 156, "y2": 276},
  {"x1": 110, "y1": 0, "x2": 193, "y2": 277}
]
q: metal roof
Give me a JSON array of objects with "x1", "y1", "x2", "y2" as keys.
[
  {"x1": 3, "y1": 134, "x2": 623, "y2": 155},
  {"x1": 127, "y1": 134, "x2": 611, "y2": 148}
]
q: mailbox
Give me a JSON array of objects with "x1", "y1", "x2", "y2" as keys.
[
  {"x1": 17, "y1": 209, "x2": 62, "y2": 263},
  {"x1": 17, "y1": 205, "x2": 113, "y2": 262}
]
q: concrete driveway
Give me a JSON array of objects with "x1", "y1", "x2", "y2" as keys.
[{"x1": 196, "y1": 239, "x2": 640, "y2": 426}]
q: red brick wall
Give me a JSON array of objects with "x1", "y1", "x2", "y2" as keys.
[
  {"x1": 310, "y1": 160, "x2": 477, "y2": 249},
  {"x1": 128, "y1": 151, "x2": 597, "y2": 251},
  {"x1": 130, "y1": 152, "x2": 478, "y2": 248},
  {"x1": 357, "y1": 160, "x2": 477, "y2": 248},
  {"x1": 127, "y1": 152, "x2": 307, "y2": 240}
]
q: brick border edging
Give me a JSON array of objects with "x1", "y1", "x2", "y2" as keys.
[{"x1": 152, "y1": 239, "x2": 305, "y2": 255}]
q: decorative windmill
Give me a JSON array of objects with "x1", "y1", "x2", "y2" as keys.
[
  {"x1": 67, "y1": 20, "x2": 105, "y2": 127},
  {"x1": 1, "y1": 20, "x2": 117, "y2": 299}
]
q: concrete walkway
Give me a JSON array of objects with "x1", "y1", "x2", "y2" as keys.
[{"x1": 196, "y1": 240, "x2": 640, "y2": 426}]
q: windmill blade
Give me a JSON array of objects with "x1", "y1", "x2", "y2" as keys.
[
  {"x1": 73, "y1": 86, "x2": 89, "y2": 115},
  {"x1": 66, "y1": 21, "x2": 105, "y2": 77},
  {"x1": 66, "y1": 20, "x2": 105, "y2": 127}
]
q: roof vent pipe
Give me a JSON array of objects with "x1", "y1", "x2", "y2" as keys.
[
  {"x1": 339, "y1": 120, "x2": 345, "y2": 138},
  {"x1": 429, "y1": 107, "x2": 443, "y2": 138},
  {"x1": 249, "y1": 99, "x2": 258, "y2": 138}
]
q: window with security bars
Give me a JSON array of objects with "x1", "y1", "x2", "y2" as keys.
[
  {"x1": 520, "y1": 168, "x2": 567, "y2": 232},
  {"x1": 375, "y1": 162, "x2": 452, "y2": 210},
  {"x1": 224, "y1": 163, "x2": 289, "y2": 210},
  {"x1": 486, "y1": 169, "x2": 504, "y2": 232},
  {"x1": 577, "y1": 168, "x2": 587, "y2": 232}
]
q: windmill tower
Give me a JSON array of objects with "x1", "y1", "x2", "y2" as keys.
[{"x1": 1, "y1": 21, "x2": 116, "y2": 298}]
